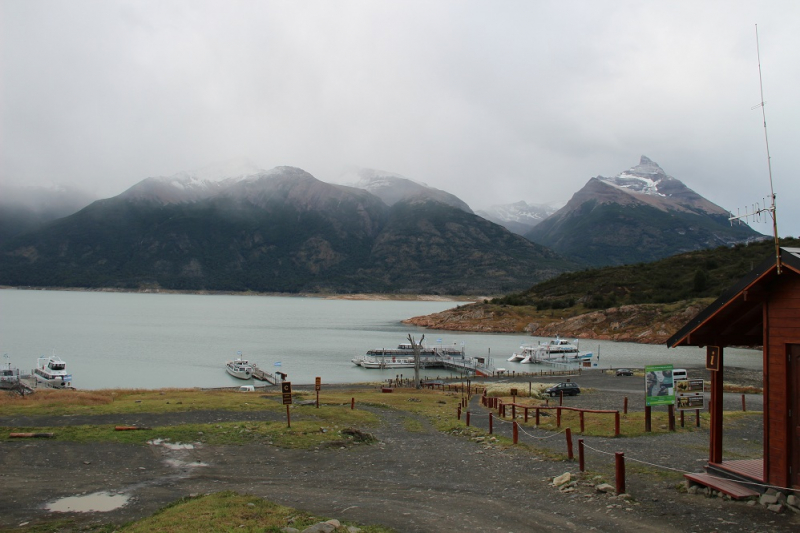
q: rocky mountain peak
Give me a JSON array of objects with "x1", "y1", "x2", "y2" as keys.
[
  {"x1": 596, "y1": 155, "x2": 673, "y2": 197},
  {"x1": 339, "y1": 167, "x2": 473, "y2": 214}
]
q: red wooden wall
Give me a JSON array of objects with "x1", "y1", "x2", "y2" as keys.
[{"x1": 764, "y1": 272, "x2": 800, "y2": 486}]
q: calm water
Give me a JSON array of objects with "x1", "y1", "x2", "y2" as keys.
[{"x1": 0, "y1": 289, "x2": 761, "y2": 390}]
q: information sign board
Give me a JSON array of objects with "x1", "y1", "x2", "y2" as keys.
[
  {"x1": 281, "y1": 381, "x2": 292, "y2": 405},
  {"x1": 315, "y1": 377, "x2": 321, "y2": 391},
  {"x1": 706, "y1": 346, "x2": 721, "y2": 371},
  {"x1": 675, "y1": 378, "x2": 705, "y2": 410},
  {"x1": 645, "y1": 364, "x2": 675, "y2": 406}
]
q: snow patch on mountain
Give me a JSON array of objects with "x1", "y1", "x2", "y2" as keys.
[
  {"x1": 597, "y1": 155, "x2": 670, "y2": 197},
  {"x1": 476, "y1": 201, "x2": 560, "y2": 235}
]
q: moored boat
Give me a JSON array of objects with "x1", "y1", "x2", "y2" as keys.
[
  {"x1": 352, "y1": 341, "x2": 465, "y2": 369},
  {"x1": 510, "y1": 336, "x2": 592, "y2": 364},
  {"x1": 226, "y1": 353, "x2": 253, "y2": 380},
  {"x1": 34, "y1": 354, "x2": 72, "y2": 388},
  {"x1": 1, "y1": 359, "x2": 21, "y2": 389}
]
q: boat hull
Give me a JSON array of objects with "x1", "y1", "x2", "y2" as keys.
[{"x1": 226, "y1": 366, "x2": 252, "y2": 379}]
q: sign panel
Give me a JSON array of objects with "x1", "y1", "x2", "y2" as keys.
[
  {"x1": 315, "y1": 377, "x2": 321, "y2": 391},
  {"x1": 645, "y1": 364, "x2": 675, "y2": 406},
  {"x1": 510, "y1": 388, "x2": 518, "y2": 396},
  {"x1": 675, "y1": 378, "x2": 705, "y2": 410},
  {"x1": 706, "y1": 346, "x2": 721, "y2": 371},
  {"x1": 677, "y1": 395, "x2": 705, "y2": 410},
  {"x1": 675, "y1": 378, "x2": 704, "y2": 393},
  {"x1": 281, "y1": 381, "x2": 292, "y2": 405}
]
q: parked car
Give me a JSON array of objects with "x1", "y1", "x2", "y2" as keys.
[
  {"x1": 616, "y1": 368, "x2": 634, "y2": 376},
  {"x1": 545, "y1": 382, "x2": 580, "y2": 397}
]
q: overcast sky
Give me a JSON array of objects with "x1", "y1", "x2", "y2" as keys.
[{"x1": 2, "y1": 1, "x2": 798, "y2": 237}]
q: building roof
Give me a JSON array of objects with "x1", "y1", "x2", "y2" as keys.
[{"x1": 667, "y1": 247, "x2": 800, "y2": 348}]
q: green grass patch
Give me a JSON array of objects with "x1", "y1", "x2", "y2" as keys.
[
  {"x1": 402, "y1": 416, "x2": 425, "y2": 432},
  {"x1": 0, "y1": 388, "x2": 287, "y2": 417},
  {"x1": 115, "y1": 491, "x2": 394, "y2": 533},
  {"x1": 4, "y1": 407, "x2": 381, "y2": 449}
]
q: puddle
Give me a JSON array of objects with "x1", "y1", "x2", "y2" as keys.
[
  {"x1": 148, "y1": 438, "x2": 195, "y2": 450},
  {"x1": 46, "y1": 491, "x2": 130, "y2": 513},
  {"x1": 164, "y1": 458, "x2": 208, "y2": 468}
]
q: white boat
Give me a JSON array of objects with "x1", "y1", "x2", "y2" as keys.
[
  {"x1": 226, "y1": 353, "x2": 253, "y2": 380},
  {"x1": 1, "y1": 359, "x2": 21, "y2": 389},
  {"x1": 34, "y1": 354, "x2": 72, "y2": 388},
  {"x1": 352, "y1": 341, "x2": 465, "y2": 369},
  {"x1": 512, "y1": 337, "x2": 593, "y2": 364},
  {"x1": 507, "y1": 352, "x2": 526, "y2": 362}
]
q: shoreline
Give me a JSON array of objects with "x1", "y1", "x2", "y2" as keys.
[{"x1": 0, "y1": 285, "x2": 480, "y2": 302}]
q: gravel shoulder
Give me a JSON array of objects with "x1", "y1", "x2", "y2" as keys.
[{"x1": 1, "y1": 368, "x2": 796, "y2": 533}]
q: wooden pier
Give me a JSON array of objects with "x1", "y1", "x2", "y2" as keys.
[{"x1": 251, "y1": 366, "x2": 278, "y2": 385}]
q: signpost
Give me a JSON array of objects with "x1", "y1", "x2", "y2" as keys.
[
  {"x1": 282, "y1": 381, "x2": 292, "y2": 427},
  {"x1": 315, "y1": 377, "x2": 321, "y2": 409}
]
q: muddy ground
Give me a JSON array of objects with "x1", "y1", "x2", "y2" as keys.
[{"x1": 1, "y1": 367, "x2": 797, "y2": 533}]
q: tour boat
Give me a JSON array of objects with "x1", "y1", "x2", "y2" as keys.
[
  {"x1": 1, "y1": 360, "x2": 21, "y2": 389},
  {"x1": 225, "y1": 354, "x2": 253, "y2": 380},
  {"x1": 510, "y1": 337, "x2": 593, "y2": 364},
  {"x1": 352, "y1": 341, "x2": 464, "y2": 369},
  {"x1": 34, "y1": 354, "x2": 72, "y2": 388}
]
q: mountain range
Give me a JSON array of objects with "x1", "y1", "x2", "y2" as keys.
[
  {"x1": 0, "y1": 166, "x2": 568, "y2": 294},
  {"x1": 0, "y1": 156, "x2": 763, "y2": 294},
  {"x1": 525, "y1": 156, "x2": 762, "y2": 266}
]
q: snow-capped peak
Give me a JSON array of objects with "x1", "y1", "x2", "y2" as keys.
[{"x1": 598, "y1": 156, "x2": 670, "y2": 197}]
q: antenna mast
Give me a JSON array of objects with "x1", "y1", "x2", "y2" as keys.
[{"x1": 729, "y1": 24, "x2": 781, "y2": 273}]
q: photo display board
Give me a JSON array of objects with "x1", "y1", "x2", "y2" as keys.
[
  {"x1": 675, "y1": 378, "x2": 705, "y2": 410},
  {"x1": 645, "y1": 364, "x2": 675, "y2": 406}
]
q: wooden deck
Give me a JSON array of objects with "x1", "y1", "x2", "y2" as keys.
[
  {"x1": 684, "y1": 473, "x2": 759, "y2": 499},
  {"x1": 708, "y1": 459, "x2": 764, "y2": 482}
]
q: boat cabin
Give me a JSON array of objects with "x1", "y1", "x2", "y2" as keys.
[{"x1": 668, "y1": 246, "x2": 800, "y2": 491}]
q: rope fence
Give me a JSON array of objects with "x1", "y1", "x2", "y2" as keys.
[{"x1": 459, "y1": 394, "x2": 798, "y2": 498}]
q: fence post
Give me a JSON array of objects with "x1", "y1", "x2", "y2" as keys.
[
  {"x1": 458, "y1": 405, "x2": 461, "y2": 420},
  {"x1": 351, "y1": 397, "x2": 355, "y2": 410},
  {"x1": 513, "y1": 421, "x2": 518, "y2": 444},
  {"x1": 645, "y1": 405, "x2": 652, "y2": 432},
  {"x1": 615, "y1": 452, "x2": 626, "y2": 494},
  {"x1": 579, "y1": 411, "x2": 585, "y2": 433},
  {"x1": 559, "y1": 390, "x2": 563, "y2": 406},
  {"x1": 565, "y1": 427, "x2": 573, "y2": 460},
  {"x1": 466, "y1": 411, "x2": 471, "y2": 427},
  {"x1": 623, "y1": 396, "x2": 628, "y2": 415},
  {"x1": 614, "y1": 411, "x2": 620, "y2": 437},
  {"x1": 742, "y1": 394, "x2": 746, "y2": 412},
  {"x1": 535, "y1": 408, "x2": 540, "y2": 426},
  {"x1": 489, "y1": 412, "x2": 493, "y2": 434},
  {"x1": 556, "y1": 408, "x2": 561, "y2": 428},
  {"x1": 578, "y1": 439, "x2": 585, "y2": 472},
  {"x1": 524, "y1": 407, "x2": 529, "y2": 423}
]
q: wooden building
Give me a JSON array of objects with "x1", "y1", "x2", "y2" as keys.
[{"x1": 668, "y1": 247, "x2": 800, "y2": 492}]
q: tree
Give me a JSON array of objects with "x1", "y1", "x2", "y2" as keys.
[{"x1": 407, "y1": 333, "x2": 424, "y2": 390}]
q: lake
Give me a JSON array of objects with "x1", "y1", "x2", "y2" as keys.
[{"x1": 0, "y1": 289, "x2": 762, "y2": 390}]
